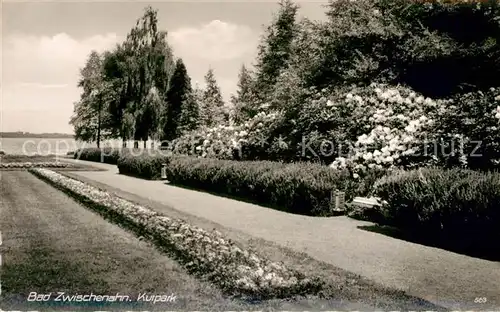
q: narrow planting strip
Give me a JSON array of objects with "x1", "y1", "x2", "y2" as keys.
[{"x1": 29, "y1": 168, "x2": 324, "y2": 300}]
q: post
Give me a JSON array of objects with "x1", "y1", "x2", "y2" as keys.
[
  {"x1": 97, "y1": 98, "x2": 101, "y2": 149},
  {"x1": 336, "y1": 190, "x2": 345, "y2": 211},
  {"x1": 331, "y1": 189, "x2": 345, "y2": 212},
  {"x1": 161, "y1": 163, "x2": 167, "y2": 180}
]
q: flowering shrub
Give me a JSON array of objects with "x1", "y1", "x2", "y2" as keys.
[
  {"x1": 328, "y1": 84, "x2": 454, "y2": 177},
  {"x1": 0, "y1": 162, "x2": 71, "y2": 168},
  {"x1": 170, "y1": 125, "x2": 239, "y2": 160},
  {"x1": 30, "y1": 168, "x2": 322, "y2": 298},
  {"x1": 168, "y1": 110, "x2": 283, "y2": 161}
]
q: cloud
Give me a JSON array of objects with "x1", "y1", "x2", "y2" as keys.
[
  {"x1": 169, "y1": 20, "x2": 258, "y2": 61},
  {"x1": 2, "y1": 32, "x2": 120, "y2": 132},
  {"x1": 12, "y1": 82, "x2": 69, "y2": 89},
  {"x1": 3, "y1": 32, "x2": 121, "y2": 86},
  {"x1": 1, "y1": 21, "x2": 255, "y2": 132}
]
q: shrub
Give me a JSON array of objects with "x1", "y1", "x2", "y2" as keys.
[
  {"x1": 373, "y1": 168, "x2": 500, "y2": 253},
  {"x1": 74, "y1": 147, "x2": 121, "y2": 164},
  {"x1": 430, "y1": 88, "x2": 500, "y2": 170},
  {"x1": 327, "y1": 84, "x2": 449, "y2": 177},
  {"x1": 74, "y1": 148, "x2": 170, "y2": 166},
  {"x1": 117, "y1": 153, "x2": 171, "y2": 180},
  {"x1": 163, "y1": 156, "x2": 363, "y2": 216},
  {"x1": 116, "y1": 152, "x2": 384, "y2": 215}
]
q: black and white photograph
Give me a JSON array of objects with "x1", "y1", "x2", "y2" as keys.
[{"x1": 1, "y1": 0, "x2": 499, "y2": 310}]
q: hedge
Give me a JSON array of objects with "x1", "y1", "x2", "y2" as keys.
[
  {"x1": 74, "y1": 147, "x2": 170, "y2": 165},
  {"x1": 373, "y1": 168, "x2": 500, "y2": 254},
  {"x1": 117, "y1": 154, "x2": 369, "y2": 216},
  {"x1": 74, "y1": 147, "x2": 121, "y2": 164},
  {"x1": 117, "y1": 153, "x2": 171, "y2": 180}
]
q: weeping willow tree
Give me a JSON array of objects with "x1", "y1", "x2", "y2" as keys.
[{"x1": 122, "y1": 6, "x2": 176, "y2": 148}]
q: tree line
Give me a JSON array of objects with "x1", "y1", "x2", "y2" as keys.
[
  {"x1": 70, "y1": 6, "x2": 228, "y2": 148},
  {"x1": 72, "y1": 0, "x2": 500, "y2": 151}
]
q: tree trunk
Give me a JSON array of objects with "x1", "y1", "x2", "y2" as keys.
[
  {"x1": 97, "y1": 100, "x2": 101, "y2": 149},
  {"x1": 143, "y1": 140, "x2": 147, "y2": 149},
  {"x1": 122, "y1": 124, "x2": 127, "y2": 148},
  {"x1": 134, "y1": 141, "x2": 139, "y2": 149}
]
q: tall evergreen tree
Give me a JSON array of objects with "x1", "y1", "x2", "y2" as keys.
[
  {"x1": 162, "y1": 58, "x2": 192, "y2": 141},
  {"x1": 252, "y1": 0, "x2": 299, "y2": 100},
  {"x1": 179, "y1": 89, "x2": 200, "y2": 133},
  {"x1": 230, "y1": 64, "x2": 256, "y2": 123},
  {"x1": 200, "y1": 68, "x2": 225, "y2": 127}
]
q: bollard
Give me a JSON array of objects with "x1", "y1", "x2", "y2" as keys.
[
  {"x1": 161, "y1": 163, "x2": 167, "y2": 179},
  {"x1": 331, "y1": 189, "x2": 346, "y2": 212},
  {"x1": 335, "y1": 190, "x2": 345, "y2": 211}
]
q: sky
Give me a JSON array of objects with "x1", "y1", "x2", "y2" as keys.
[{"x1": 1, "y1": 0, "x2": 328, "y2": 134}]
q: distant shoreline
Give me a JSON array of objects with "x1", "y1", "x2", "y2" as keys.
[{"x1": 1, "y1": 133, "x2": 74, "y2": 139}]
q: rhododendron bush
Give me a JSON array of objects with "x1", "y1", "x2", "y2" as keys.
[
  {"x1": 167, "y1": 110, "x2": 284, "y2": 161},
  {"x1": 328, "y1": 84, "x2": 451, "y2": 177},
  {"x1": 164, "y1": 82, "x2": 500, "y2": 176},
  {"x1": 327, "y1": 84, "x2": 500, "y2": 176}
]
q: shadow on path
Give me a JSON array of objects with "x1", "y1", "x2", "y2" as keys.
[{"x1": 358, "y1": 224, "x2": 500, "y2": 262}]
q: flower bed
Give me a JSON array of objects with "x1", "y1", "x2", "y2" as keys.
[
  {"x1": 29, "y1": 168, "x2": 323, "y2": 299},
  {"x1": 0, "y1": 162, "x2": 71, "y2": 169}
]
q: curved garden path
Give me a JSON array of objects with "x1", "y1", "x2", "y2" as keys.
[{"x1": 58, "y1": 158, "x2": 500, "y2": 310}]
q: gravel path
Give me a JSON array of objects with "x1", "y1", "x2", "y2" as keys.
[{"x1": 61, "y1": 159, "x2": 500, "y2": 310}]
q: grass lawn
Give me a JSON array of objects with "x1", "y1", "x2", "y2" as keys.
[{"x1": 58, "y1": 170, "x2": 446, "y2": 311}]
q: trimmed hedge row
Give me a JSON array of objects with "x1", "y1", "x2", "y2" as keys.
[
  {"x1": 74, "y1": 147, "x2": 121, "y2": 164},
  {"x1": 117, "y1": 153, "x2": 171, "y2": 180},
  {"x1": 373, "y1": 168, "x2": 500, "y2": 254},
  {"x1": 74, "y1": 147, "x2": 171, "y2": 165},
  {"x1": 117, "y1": 153, "x2": 371, "y2": 216}
]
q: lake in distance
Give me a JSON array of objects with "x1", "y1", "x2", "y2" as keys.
[{"x1": 0, "y1": 138, "x2": 158, "y2": 155}]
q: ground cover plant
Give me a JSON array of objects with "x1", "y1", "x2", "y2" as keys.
[{"x1": 29, "y1": 168, "x2": 324, "y2": 299}]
